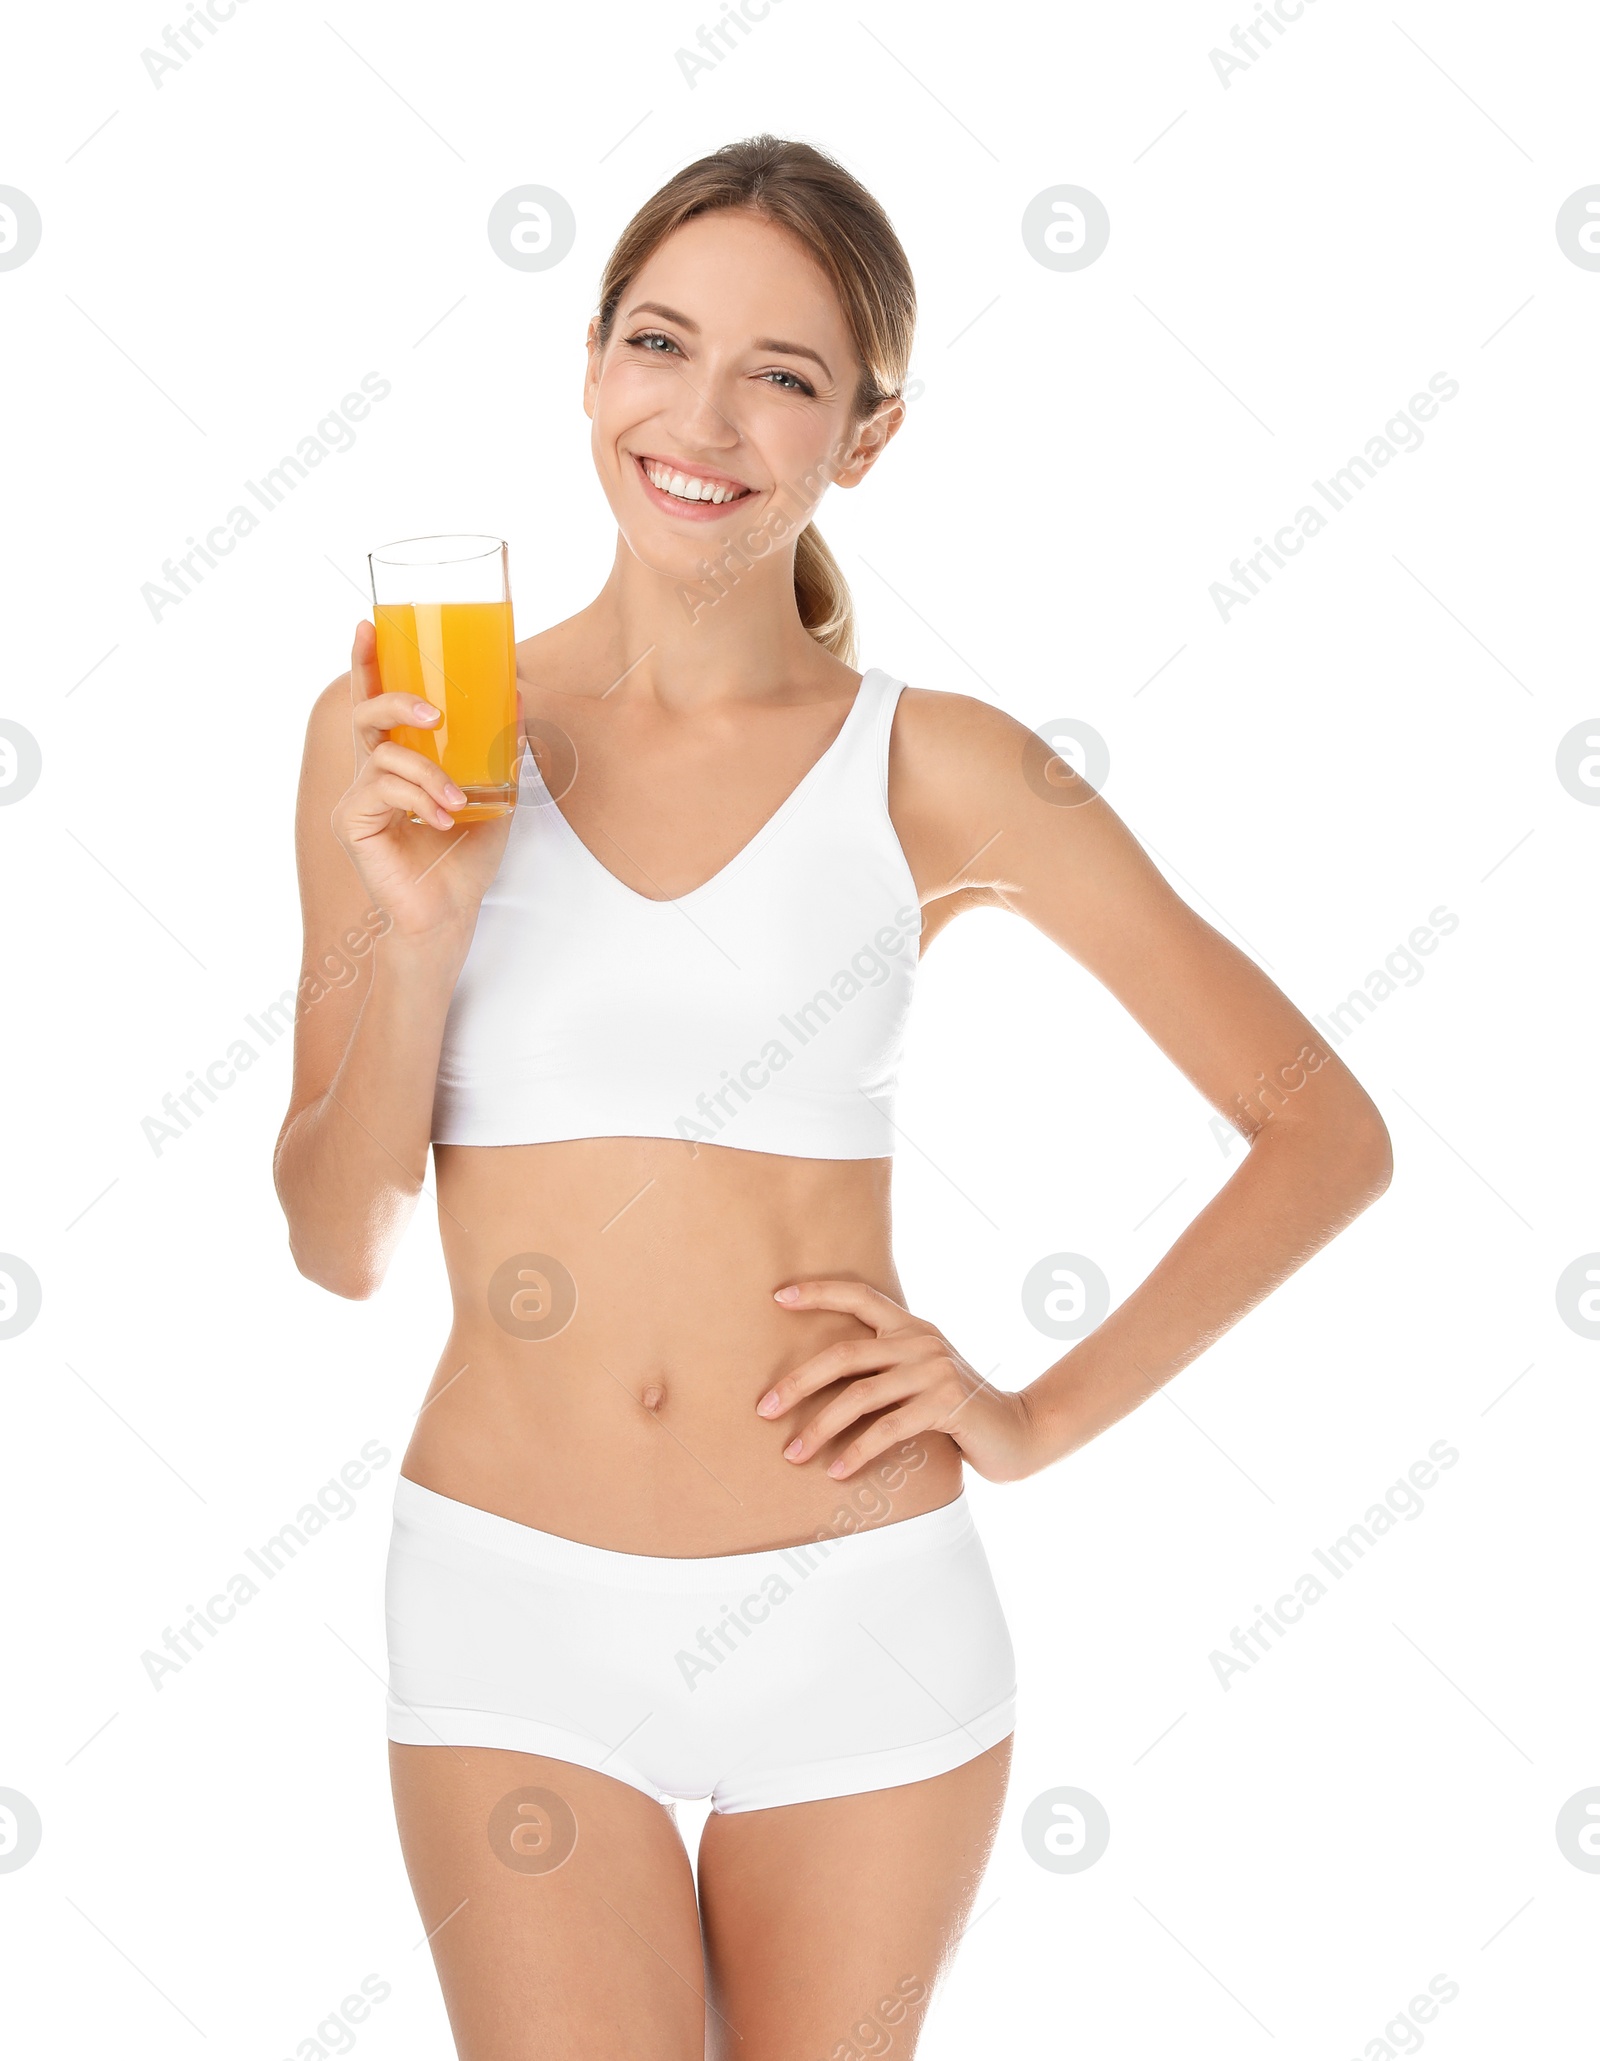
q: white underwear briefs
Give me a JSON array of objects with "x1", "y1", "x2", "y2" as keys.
[{"x1": 385, "y1": 1475, "x2": 1017, "y2": 1815}]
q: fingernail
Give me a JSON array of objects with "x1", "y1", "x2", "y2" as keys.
[
  {"x1": 756, "y1": 1390, "x2": 780, "y2": 1416},
  {"x1": 826, "y1": 1460, "x2": 846, "y2": 1478},
  {"x1": 435, "y1": 809, "x2": 454, "y2": 828},
  {"x1": 444, "y1": 783, "x2": 467, "y2": 806},
  {"x1": 774, "y1": 1285, "x2": 800, "y2": 1303},
  {"x1": 415, "y1": 702, "x2": 440, "y2": 722},
  {"x1": 783, "y1": 1439, "x2": 803, "y2": 1460}
]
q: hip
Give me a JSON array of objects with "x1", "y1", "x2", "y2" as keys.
[{"x1": 384, "y1": 1471, "x2": 1015, "y2": 1811}]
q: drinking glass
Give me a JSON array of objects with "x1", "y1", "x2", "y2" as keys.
[{"x1": 368, "y1": 534, "x2": 518, "y2": 822}]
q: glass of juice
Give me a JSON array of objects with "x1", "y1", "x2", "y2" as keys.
[{"x1": 368, "y1": 534, "x2": 519, "y2": 822}]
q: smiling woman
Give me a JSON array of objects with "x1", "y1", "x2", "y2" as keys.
[
  {"x1": 584, "y1": 143, "x2": 914, "y2": 665},
  {"x1": 273, "y1": 133, "x2": 1391, "y2": 2060}
]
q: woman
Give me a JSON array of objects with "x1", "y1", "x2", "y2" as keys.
[{"x1": 275, "y1": 135, "x2": 1392, "y2": 2060}]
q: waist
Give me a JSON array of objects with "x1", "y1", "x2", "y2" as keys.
[
  {"x1": 434, "y1": 1134, "x2": 895, "y2": 1334},
  {"x1": 410, "y1": 1136, "x2": 962, "y2": 1553},
  {"x1": 390, "y1": 1472, "x2": 976, "y2": 1585}
]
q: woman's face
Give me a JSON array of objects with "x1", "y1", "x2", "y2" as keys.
[{"x1": 584, "y1": 208, "x2": 900, "y2": 588}]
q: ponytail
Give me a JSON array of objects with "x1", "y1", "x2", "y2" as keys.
[{"x1": 793, "y1": 522, "x2": 855, "y2": 664}]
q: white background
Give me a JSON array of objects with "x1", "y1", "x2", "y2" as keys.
[{"x1": 3, "y1": 0, "x2": 1597, "y2": 2054}]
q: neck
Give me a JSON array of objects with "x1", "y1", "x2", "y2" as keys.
[{"x1": 557, "y1": 531, "x2": 842, "y2": 711}]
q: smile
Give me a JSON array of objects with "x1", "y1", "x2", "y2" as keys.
[{"x1": 633, "y1": 452, "x2": 756, "y2": 513}]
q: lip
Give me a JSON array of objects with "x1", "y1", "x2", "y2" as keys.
[{"x1": 631, "y1": 451, "x2": 758, "y2": 522}]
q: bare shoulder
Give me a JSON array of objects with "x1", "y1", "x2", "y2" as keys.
[
  {"x1": 310, "y1": 669, "x2": 352, "y2": 727},
  {"x1": 891, "y1": 684, "x2": 1039, "y2": 785},
  {"x1": 888, "y1": 683, "x2": 1094, "y2": 898}
]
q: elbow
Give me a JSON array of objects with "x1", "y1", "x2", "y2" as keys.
[
  {"x1": 323, "y1": 1266, "x2": 384, "y2": 1303},
  {"x1": 287, "y1": 1232, "x2": 385, "y2": 1302},
  {"x1": 1258, "y1": 1094, "x2": 1394, "y2": 1212},
  {"x1": 275, "y1": 1152, "x2": 390, "y2": 1300},
  {"x1": 273, "y1": 1125, "x2": 419, "y2": 1301},
  {"x1": 1369, "y1": 1123, "x2": 1395, "y2": 1197},
  {"x1": 1340, "y1": 1103, "x2": 1395, "y2": 1207}
]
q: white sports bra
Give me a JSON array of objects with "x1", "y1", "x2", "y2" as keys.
[{"x1": 432, "y1": 667, "x2": 922, "y2": 1158}]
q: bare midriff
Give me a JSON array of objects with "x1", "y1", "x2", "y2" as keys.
[{"x1": 400, "y1": 1136, "x2": 964, "y2": 1555}]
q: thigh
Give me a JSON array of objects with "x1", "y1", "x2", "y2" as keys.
[
  {"x1": 389, "y1": 1743, "x2": 705, "y2": 2061},
  {"x1": 696, "y1": 1736, "x2": 1013, "y2": 2061}
]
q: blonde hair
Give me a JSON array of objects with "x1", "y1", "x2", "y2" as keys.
[{"x1": 594, "y1": 135, "x2": 915, "y2": 666}]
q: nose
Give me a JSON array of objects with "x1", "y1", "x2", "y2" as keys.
[{"x1": 658, "y1": 357, "x2": 743, "y2": 457}]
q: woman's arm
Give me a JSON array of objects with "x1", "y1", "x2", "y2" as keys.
[
  {"x1": 1021, "y1": 1050, "x2": 1389, "y2": 1468},
  {"x1": 765, "y1": 688, "x2": 1392, "y2": 1482},
  {"x1": 272, "y1": 624, "x2": 512, "y2": 1299}
]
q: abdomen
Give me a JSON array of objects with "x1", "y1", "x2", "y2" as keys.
[{"x1": 403, "y1": 1136, "x2": 963, "y2": 1553}]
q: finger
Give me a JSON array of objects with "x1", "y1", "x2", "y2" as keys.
[
  {"x1": 367, "y1": 740, "x2": 467, "y2": 812},
  {"x1": 780, "y1": 1370, "x2": 925, "y2": 1464},
  {"x1": 350, "y1": 618, "x2": 385, "y2": 703},
  {"x1": 824, "y1": 1405, "x2": 934, "y2": 1481},
  {"x1": 353, "y1": 690, "x2": 443, "y2": 741},
  {"x1": 755, "y1": 1336, "x2": 913, "y2": 1416},
  {"x1": 350, "y1": 772, "x2": 457, "y2": 833},
  {"x1": 771, "y1": 1277, "x2": 910, "y2": 1329}
]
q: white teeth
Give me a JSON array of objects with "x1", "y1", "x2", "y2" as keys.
[{"x1": 643, "y1": 459, "x2": 743, "y2": 505}]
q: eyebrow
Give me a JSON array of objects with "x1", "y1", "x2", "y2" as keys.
[{"x1": 625, "y1": 301, "x2": 833, "y2": 379}]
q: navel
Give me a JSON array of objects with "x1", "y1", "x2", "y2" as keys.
[{"x1": 640, "y1": 1380, "x2": 667, "y2": 1414}]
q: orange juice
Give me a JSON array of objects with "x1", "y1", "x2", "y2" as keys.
[{"x1": 375, "y1": 599, "x2": 518, "y2": 820}]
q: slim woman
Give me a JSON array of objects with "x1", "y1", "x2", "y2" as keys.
[{"x1": 275, "y1": 136, "x2": 1392, "y2": 2060}]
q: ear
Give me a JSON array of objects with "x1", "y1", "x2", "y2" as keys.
[
  {"x1": 582, "y1": 315, "x2": 602, "y2": 421},
  {"x1": 835, "y1": 397, "x2": 906, "y2": 490}
]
